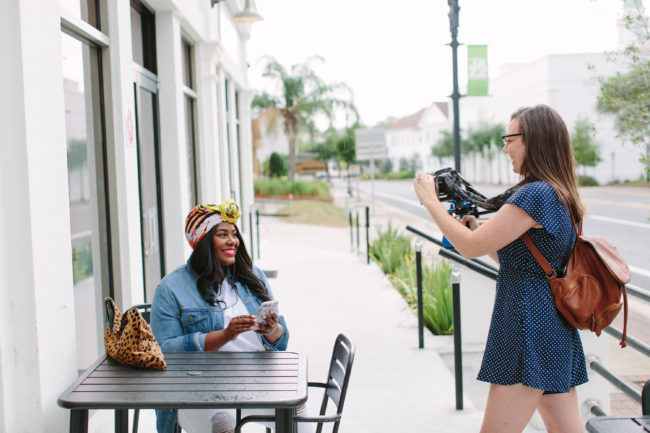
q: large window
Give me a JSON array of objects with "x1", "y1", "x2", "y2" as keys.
[
  {"x1": 60, "y1": 0, "x2": 100, "y2": 29},
  {"x1": 182, "y1": 37, "x2": 199, "y2": 208},
  {"x1": 61, "y1": 31, "x2": 112, "y2": 370}
]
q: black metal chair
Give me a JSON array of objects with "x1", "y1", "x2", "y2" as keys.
[
  {"x1": 643, "y1": 379, "x2": 650, "y2": 415},
  {"x1": 235, "y1": 334, "x2": 356, "y2": 433}
]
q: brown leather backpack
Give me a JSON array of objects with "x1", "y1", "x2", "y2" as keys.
[{"x1": 522, "y1": 214, "x2": 631, "y2": 347}]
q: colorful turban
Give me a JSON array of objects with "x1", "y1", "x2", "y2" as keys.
[{"x1": 184, "y1": 199, "x2": 241, "y2": 249}]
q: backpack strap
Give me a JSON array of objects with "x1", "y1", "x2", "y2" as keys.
[
  {"x1": 621, "y1": 286, "x2": 628, "y2": 348},
  {"x1": 521, "y1": 233, "x2": 558, "y2": 280},
  {"x1": 522, "y1": 205, "x2": 579, "y2": 280}
]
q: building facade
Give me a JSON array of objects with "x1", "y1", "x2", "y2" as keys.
[
  {"x1": 460, "y1": 53, "x2": 645, "y2": 185},
  {"x1": 385, "y1": 102, "x2": 451, "y2": 174},
  {"x1": 458, "y1": 1, "x2": 647, "y2": 185},
  {"x1": 0, "y1": 0, "x2": 258, "y2": 431}
]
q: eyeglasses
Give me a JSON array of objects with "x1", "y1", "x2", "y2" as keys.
[{"x1": 501, "y1": 133, "x2": 523, "y2": 146}]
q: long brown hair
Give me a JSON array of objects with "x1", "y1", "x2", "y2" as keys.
[
  {"x1": 512, "y1": 104, "x2": 585, "y2": 221},
  {"x1": 189, "y1": 225, "x2": 270, "y2": 305}
]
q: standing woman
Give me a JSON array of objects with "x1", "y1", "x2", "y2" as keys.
[
  {"x1": 150, "y1": 199, "x2": 306, "y2": 433},
  {"x1": 414, "y1": 104, "x2": 588, "y2": 433}
]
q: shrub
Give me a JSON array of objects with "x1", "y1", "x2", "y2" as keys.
[
  {"x1": 370, "y1": 223, "x2": 453, "y2": 335},
  {"x1": 578, "y1": 175, "x2": 599, "y2": 186},
  {"x1": 255, "y1": 178, "x2": 291, "y2": 196},
  {"x1": 269, "y1": 152, "x2": 287, "y2": 177},
  {"x1": 254, "y1": 179, "x2": 331, "y2": 197},
  {"x1": 369, "y1": 221, "x2": 412, "y2": 275},
  {"x1": 309, "y1": 181, "x2": 330, "y2": 196},
  {"x1": 386, "y1": 170, "x2": 415, "y2": 180}
]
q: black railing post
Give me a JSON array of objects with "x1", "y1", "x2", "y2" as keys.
[
  {"x1": 451, "y1": 266, "x2": 463, "y2": 410},
  {"x1": 415, "y1": 238, "x2": 424, "y2": 349},
  {"x1": 365, "y1": 206, "x2": 370, "y2": 264},
  {"x1": 355, "y1": 211, "x2": 360, "y2": 254},
  {"x1": 349, "y1": 212, "x2": 353, "y2": 253},
  {"x1": 249, "y1": 210, "x2": 254, "y2": 262},
  {"x1": 255, "y1": 208, "x2": 260, "y2": 259}
]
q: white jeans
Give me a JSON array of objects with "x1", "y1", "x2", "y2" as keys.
[{"x1": 178, "y1": 404, "x2": 316, "y2": 433}]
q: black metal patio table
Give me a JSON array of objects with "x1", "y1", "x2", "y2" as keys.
[
  {"x1": 586, "y1": 415, "x2": 650, "y2": 432},
  {"x1": 58, "y1": 351, "x2": 308, "y2": 433}
]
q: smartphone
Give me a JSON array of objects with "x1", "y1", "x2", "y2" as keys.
[{"x1": 255, "y1": 300, "x2": 279, "y2": 325}]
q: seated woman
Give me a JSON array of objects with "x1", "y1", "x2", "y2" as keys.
[{"x1": 151, "y1": 199, "x2": 311, "y2": 433}]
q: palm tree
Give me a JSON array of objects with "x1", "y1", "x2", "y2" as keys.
[{"x1": 252, "y1": 56, "x2": 357, "y2": 181}]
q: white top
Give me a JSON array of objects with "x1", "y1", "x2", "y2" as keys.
[{"x1": 217, "y1": 278, "x2": 265, "y2": 352}]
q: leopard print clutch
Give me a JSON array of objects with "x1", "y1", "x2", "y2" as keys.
[{"x1": 104, "y1": 297, "x2": 167, "y2": 370}]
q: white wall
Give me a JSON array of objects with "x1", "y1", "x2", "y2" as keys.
[
  {"x1": 0, "y1": 0, "x2": 258, "y2": 431},
  {"x1": 0, "y1": 1, "x2": 79, "y2": 431}
]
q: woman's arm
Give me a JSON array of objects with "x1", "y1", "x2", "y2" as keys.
[
  {"x1": 461, "y1": 216, "x2": 499, "y2": 265},
  {"x1": 151, "y1": 285, "x2": 202, "y2": 352},
  {"x1": 414, "y1": 174, "x2": 537, "y2": 259},
  {"x1": 253, "y1": 266, "x2": 289, "y2": 350},
  {"x1": 204, "y1": 315, "x2": 257, "y2": 351}
]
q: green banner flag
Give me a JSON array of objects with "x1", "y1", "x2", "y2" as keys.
[{"x1": 467, "y1": 45, "x2": 488, "y2": 96}]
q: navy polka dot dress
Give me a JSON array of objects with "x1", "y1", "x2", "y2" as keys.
[{"x1": 476, "y1": 181, "x2": 588, "y2": 392}]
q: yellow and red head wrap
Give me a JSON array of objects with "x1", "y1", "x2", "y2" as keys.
[{"x1": 184, "y1": 199, "x2": 241, "y2": 249}]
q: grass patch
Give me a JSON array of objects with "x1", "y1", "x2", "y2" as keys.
[{"x1": 276, "y1": 200, "x2": 348, "y2": 227}]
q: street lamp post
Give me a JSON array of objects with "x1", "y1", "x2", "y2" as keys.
[{"x1": 448, "y1": 0, "x2": 462, "y2": 172}]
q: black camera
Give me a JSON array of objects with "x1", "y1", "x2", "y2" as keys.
[{"x1": 431, "y1": 168, "x2": 507, "y2": 217}]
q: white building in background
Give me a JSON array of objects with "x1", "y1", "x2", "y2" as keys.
[
  {"x1": 459, "y1": 1, "x2": 647, "y2": 185},
  {"x1": 384, "y1": 102, "x2": 451, "y2": 174},
  {"x1": 0, "y1": 1, "x2": 259, "y2": 431}
]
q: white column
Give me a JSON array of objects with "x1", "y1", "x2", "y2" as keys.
[
  {"x1": 238, "y1": 89, "x2": 256, "y2": 236},
  {"x1": 156, "y1": 11, "x2": 192, "y2": 271},
  {"x1": 104, "y1": 0, "x2": 146, "y2": 309},
  {"x1": 216, "y1": 67, "x2": 232, "y2": 201},
  {"x1": 0, "y1": 1, "x2": 77, "y2": 431},
  {"x1": 196, "y1": 41, "x2": 225, "y2": 203}
]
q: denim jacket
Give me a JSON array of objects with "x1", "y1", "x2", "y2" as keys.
[{"x1": 150, "y1": 262, "x2": 289, "y2": 433}]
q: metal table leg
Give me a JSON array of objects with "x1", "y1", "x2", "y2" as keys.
[
  {"x1": 70, "y1": 409, "x2": 89, "y2": 433},
  {"x1": 115, "y1": 409, "x2": 128, "y2": 433},
  {"x1": 275, "y1": 408, "x2": 297, "y2": 433}
]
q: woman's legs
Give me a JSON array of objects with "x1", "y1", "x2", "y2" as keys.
[
  {"x1": 537, "y1": 388, "x2": 583, "y2": 433},
  {"x1": 239, "y1": 405, "x2": 316, "y2": 433},
  {"x1": 480, "y1": 383, "x2": 543, "y2": 433},
  {"x1": 178, "y1": 405, "x2": 315, "y2": 433},
  {"x1": 178, "y1": 409, "x2": 236, "y2": 433}
]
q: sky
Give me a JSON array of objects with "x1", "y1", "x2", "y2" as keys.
[{"x1": 247, "y1": 0, "x2": 648, "y2": 127}]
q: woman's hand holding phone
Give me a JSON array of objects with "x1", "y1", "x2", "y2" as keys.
[
  {"x1": 254, "y1": 310, "x2": 280, "y2": 334},
  {"x1": 223, "y1": 315, "x2": 256, "y2": 341}
]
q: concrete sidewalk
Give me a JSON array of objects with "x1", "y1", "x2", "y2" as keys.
[
  {"x1": 89, "y1": 183, "x2": 647, "y2": 433},
  {"x1": 254, "y1": 219, "x2": 484, "y2": 433}
]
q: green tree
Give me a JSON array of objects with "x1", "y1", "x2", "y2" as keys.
[
  {"x1": 335, "y1": 127, "x2": 357, "y2": 165},
  {"x1": 268, "y1": 152, "x2": 287, "y2": 178},
  {"x1": 571, "y1": 117, "x2": 602, "y2": 172},
  {"x1": 431, "y1": 129, "x2": 471, "y2": 162},
  {"x1": 252, "y1": 56, "x2": 358, "y2": 181},
  {"x1": 312, "y1": 128, "x2": 339, "y2": 162},
  {"x1": 466, "y1": 122, "x2": 504, "y2": 156},
  {"x1": 594, "y1": 9, "x2": 650, "y2": 179}
]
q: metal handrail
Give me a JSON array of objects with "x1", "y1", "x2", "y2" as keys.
[
  {"x1": 404, "y1": 224, "x2": 650, "y2": 417},
  {"x1": 348, "y1": 205, "x2": 370, "y2": 264},
  {"x1": 603, "y1": 326, "x2": 650, "y2": 357},
  {"x1": 627, "y1": 284, "x2": 650, "y2": 303},
  {"x1": 587, "y1": 356, "x2": 642, "y2": 404}
]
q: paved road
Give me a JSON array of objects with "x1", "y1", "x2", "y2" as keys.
[{"x1": 343, "y1": 178, "x2": 650, "y2": 290}]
